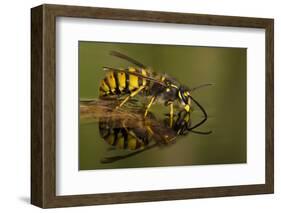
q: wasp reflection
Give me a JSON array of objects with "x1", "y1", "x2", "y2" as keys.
[{"x1": 80, "y1": 99, "x2": 211, "y2": 164}]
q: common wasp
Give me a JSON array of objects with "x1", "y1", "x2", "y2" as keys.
[
  {"x1": 80, "y1": 51, "x2": 211, "y2": 163},
  {"x1": 99, "y1": 51, "x2": 211, "y2": 134}
]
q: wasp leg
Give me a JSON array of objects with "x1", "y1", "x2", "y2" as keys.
[
  {"x1": 168, "y1": 102, "x2": 174, "y2": 128},
  {"x1": 144, "y1": 96, "x2": 156, "y2": 118},
  {"x1": 174, "y1": 110, "x2": 189, "y2": 135},
  {"x1": 117, "y1": 85, "x2": 145, "y2": 108},
  {"x1": 145, "y1": 124, "x2": 154, "y2": 136}
]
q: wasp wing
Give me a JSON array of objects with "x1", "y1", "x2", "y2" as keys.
[
  {"x1": 109, "y1": 51, "x2": 147, "y2": 69},
  {"x1": 103, "y1": 66, "x2": 167, "y2": 87},
  {"x1": 100, "y1": 143, "x2": 157, "y2": 164}
]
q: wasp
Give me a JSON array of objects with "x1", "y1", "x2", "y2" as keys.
[
  {"x1": 80, "y1": 98, "x2": 181, "y2": 146},
  {"x1": 99, "y1": 51, "x2": 211, "y2": 134},
  {"x1": 80, "y1": 99, "x2": 184, "y2": 163},
  {"x1": 80, "y1": 98, "x2": 209, "y2": 164},
  {"x1": 98, "y1": 109, "x2": 191, "y2": 164}
]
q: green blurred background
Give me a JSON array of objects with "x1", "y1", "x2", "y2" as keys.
[{"x1": 79, "y1": 41, "x2": 247, "y2": 170}]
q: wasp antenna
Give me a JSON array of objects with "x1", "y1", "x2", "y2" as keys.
[
  {"x1": 188, "y1": 129, "x2": 212, "y2": 135},
  {"x1": 190, "y1": 83, "x2": 213, "y2": 92},
  {"x1": 188, "y1": 95, "x2": 209, "y2": 131}
]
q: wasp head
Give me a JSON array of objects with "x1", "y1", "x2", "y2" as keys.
[{"x1": 178, "y1": 86, "x2": 191, "y2": 112}]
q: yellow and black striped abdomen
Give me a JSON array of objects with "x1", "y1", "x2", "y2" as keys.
[
  {"x1": 99, "y1": 67, "x2": 148, "y2": 97},
  {"x1": 99, "y1": 71, "x2": 117, "y2": 96},
  {"x1": 99, "y1": 122, "x2": 150, "y2": 150}
]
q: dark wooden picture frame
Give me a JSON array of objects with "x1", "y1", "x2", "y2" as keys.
[{"x1": 31, "y1": 4, "x2": 274, "y2": 208}]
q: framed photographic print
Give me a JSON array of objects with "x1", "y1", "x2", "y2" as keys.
[{"x1": 31, "y1": 4, "x2": 274, "y2": 208}]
